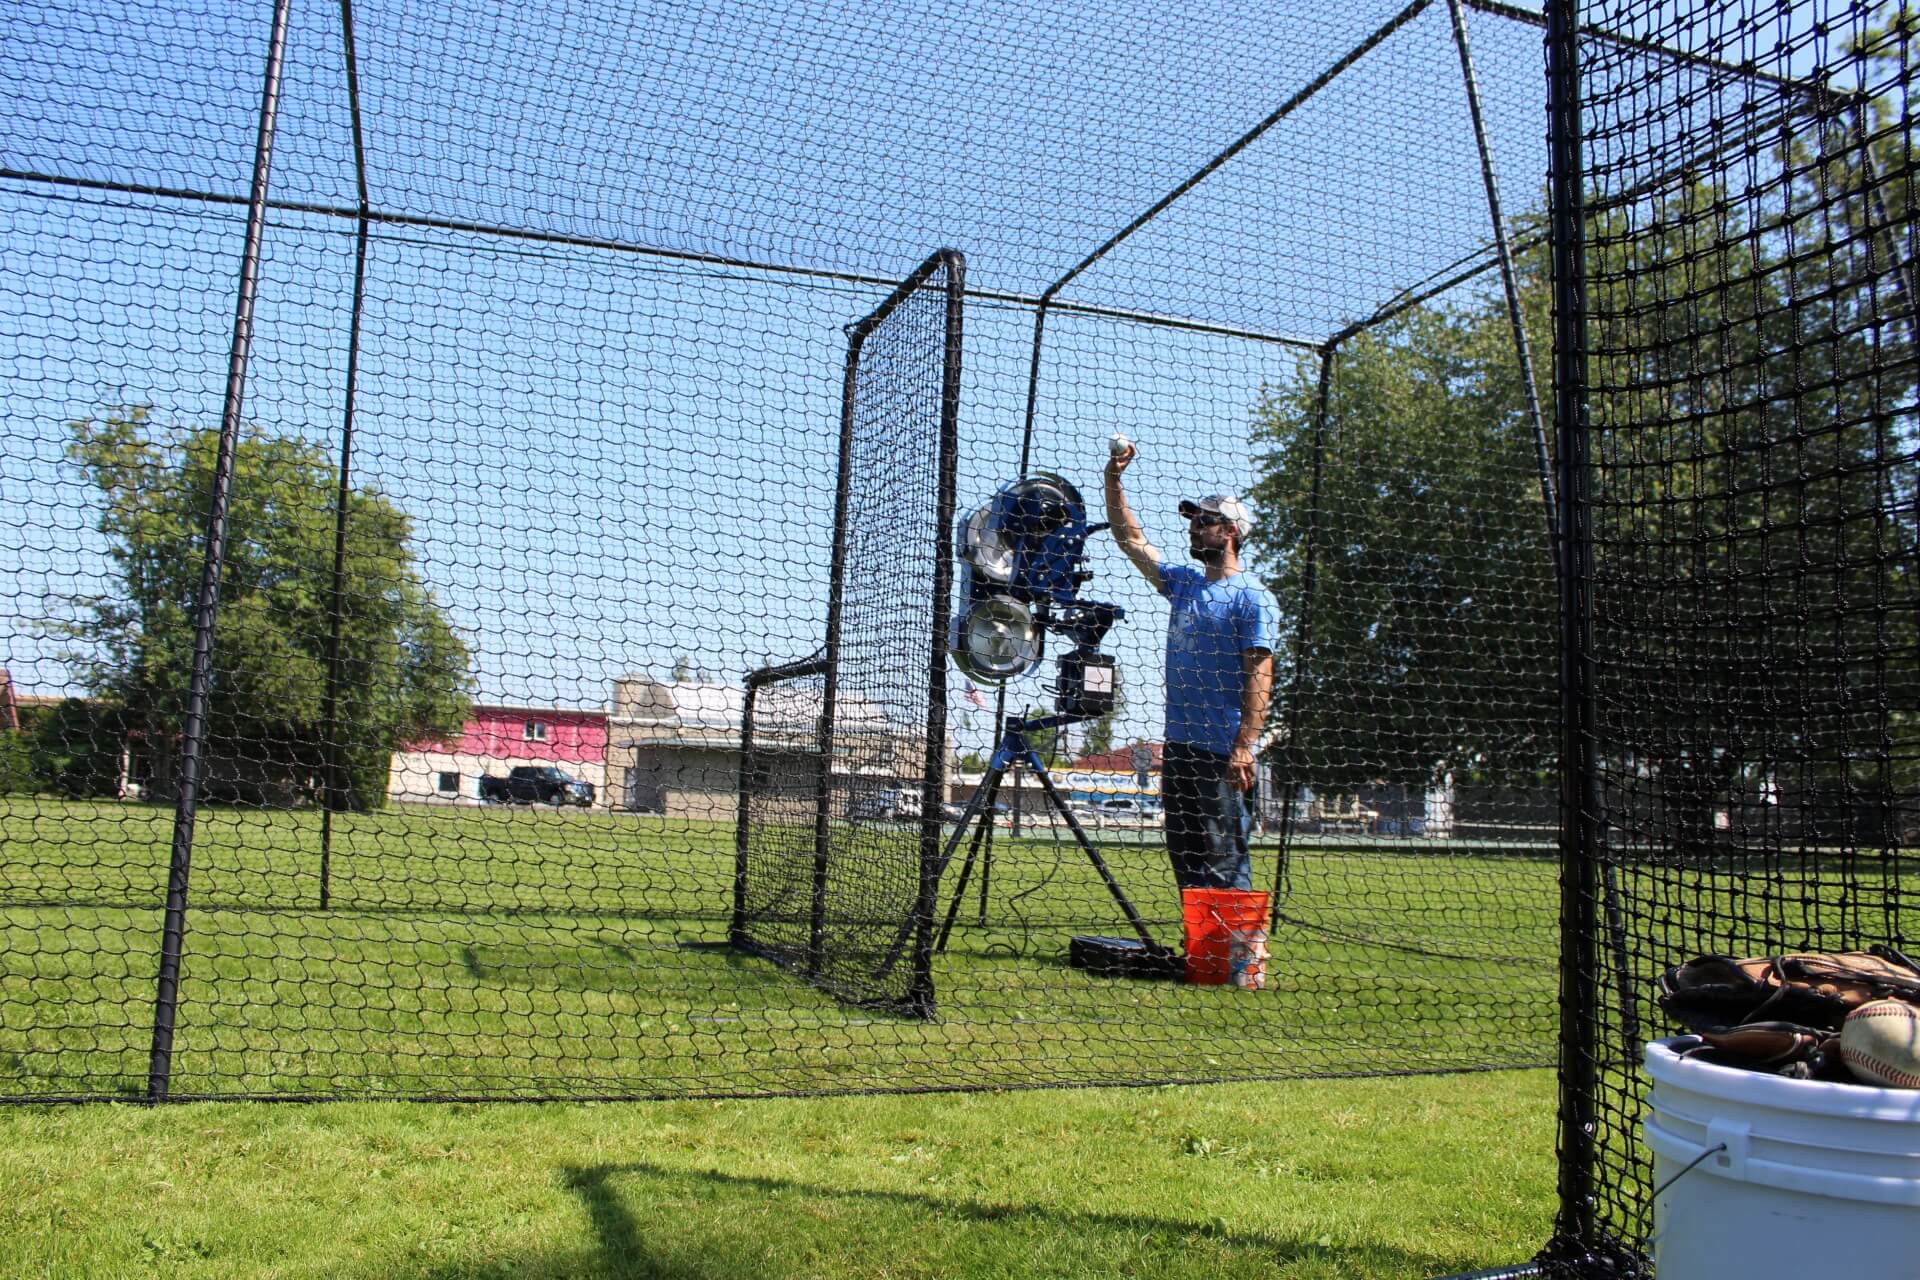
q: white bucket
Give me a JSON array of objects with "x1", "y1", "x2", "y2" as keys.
[{"x1": 1643, "y1": 1037, "x2": 1920, "y2": 1279}]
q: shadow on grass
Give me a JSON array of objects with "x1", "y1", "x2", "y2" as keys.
[{"x1": 355, "y1": 1159, "x2": 1502, "y2": 1279}]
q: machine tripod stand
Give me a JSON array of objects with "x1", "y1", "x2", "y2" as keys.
[{"x1": 931, "y1": 711, "x2": 1174, "y2": 967}]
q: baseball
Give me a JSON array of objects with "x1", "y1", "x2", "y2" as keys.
[
  {"x1": 1109, "y1": 432, "x2": 1133, "y2": 458},
  {"x1": 1840, "y1": 998, "x2": 1920, "y2": 1088}
]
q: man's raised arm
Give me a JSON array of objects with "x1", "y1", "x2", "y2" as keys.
[{"x1": 1104, "y1": 443, "x2": 1164, "y2": 592}]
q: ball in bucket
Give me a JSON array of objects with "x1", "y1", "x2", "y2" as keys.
[{"x1": 1840, "y1": 999, "x2": 1920, "y2": 1088}]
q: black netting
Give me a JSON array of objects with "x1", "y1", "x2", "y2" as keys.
[
  {"x1": 1549, "y1": 0, "x2": 1920, "y2": 1273},
  {"x1": 733, "y1": 660, "x2": 829, "y2": 979},
  {"x1": 2, "y1": 13, "x2": 1895, "y2": 1247},
  {"x1": 4, "y1": 0, "x2": 1566, "y2": 1107}
]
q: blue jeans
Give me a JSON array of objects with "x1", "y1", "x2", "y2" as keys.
[{"x1": 1162, "y1": 741, "x2": 1252, "y2": 890}]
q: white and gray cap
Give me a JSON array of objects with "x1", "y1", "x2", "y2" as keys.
[{"x1": 1178, "y1": 494, "x2": 1252, "y2": 540}]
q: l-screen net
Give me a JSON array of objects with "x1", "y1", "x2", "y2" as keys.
[{"x1": 734, "y1": 251, "x2": 961, "y2": 1016}]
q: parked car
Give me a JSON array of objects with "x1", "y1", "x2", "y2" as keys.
[
  {"x1": 478, "y1": 765, "x2": 595, "y2": 806},
  {"x1": 849, "y1": 788, "x2": 916, "y2": 820},
  {"x1": 849, "y1": 789, "x2": 965, "y2": 822}
]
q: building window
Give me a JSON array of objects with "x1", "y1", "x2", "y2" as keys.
[
  {"x1": 524, "y1": 720, "x2": 549, "y2": 742},
  {"x1": 437, "y1": 772, "x2": 460, "y2": 794}
]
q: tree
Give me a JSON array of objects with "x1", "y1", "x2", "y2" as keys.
[
  {"x1": 1248, "y1": 246, "x2": 1559, "y2": 794},
  {"x1": 0, "y1": 728, "x2": 33, "y2": 796},
  {"x1": 1019, "y1": 706, "x2": 1063, "y2": 769},
  {"x1": 1079, "y1": 683, "x2": 1125, "y2": 758},
  {"x1": 23, "y1": 699, "x2": 126, "y2": 799},
  {"x1": 58, "y1": 409, "x2": 472, "y2": 809}
]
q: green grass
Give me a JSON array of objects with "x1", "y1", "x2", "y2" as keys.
[
  {"x1": 1, "y1": 797, "x2": 1564, "y2": 1100},
  {"x1": 0, "y1": 1071, "x2": 1557, "y2": 1279}
]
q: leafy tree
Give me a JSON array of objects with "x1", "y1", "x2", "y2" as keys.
[
  {"x1": 0, "y1": 729, "x2": 33, "y2": 795},
  {"x1": 1079, "y1": 683, "x2": 1125, "y2": 759},
  {"x1": 1248, "y1": 47, "x2": 1918, "y2": 841},
  {"x1": 23, "y1": 699, "x2": 127, "y2": 798},
  {"x1": 58, "y1": 408, "x2": 472, "y2": 809},
  {"x1": 1579, "y1": 97, "x2": 1920, "y2": 841},
  {"x1": 1248, "y1": 244, "x2": 1559, "y2": 793}
]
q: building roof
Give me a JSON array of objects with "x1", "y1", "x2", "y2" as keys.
[
  {"x1": 611, "y1": 675, "x2": 918, "y2": 754},
  {"x1": 1071, "y1": 741, "x2": 1163, "y2": 772},
  {"x1": 471, "y1": 702, "x2": 609, "y2": 721}
]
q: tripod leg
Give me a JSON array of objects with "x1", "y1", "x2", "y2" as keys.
[
  {"x1": 872, "y1": 761, "x2": 1007, "y2": 983},
  {"x1": 1027, "y1": 756, "x2": 1166, "y2": 953},
  {"x1": 935, "y1": 811, "x2": 988, "y2": 952},
  {"x1": 937, "y1": 769, "x2": 1005, "y2": 952},
  {"x1": 976, "y1": 810, "x2": 995, "y2": 926}
]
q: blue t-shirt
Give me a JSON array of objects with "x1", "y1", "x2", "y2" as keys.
[{"x1": 1160, "y1": 564, "x2": 1280, "y2": 755}]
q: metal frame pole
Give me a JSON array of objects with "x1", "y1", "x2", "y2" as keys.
[
  {"x1": 1444, "y1": 0, "x2": 1557, "y2": 543},
  {"x1": 1546, "y1": 0, "x2": 1603, "y2": 1252},
  {"x1": 319, "y1": 0, "x2": 374, "y2": 907},
  {"x1": 1271, "y1": 344, "x2": 1336, "y2": 931},
  {"x1": 910, "y1": 251, "x2": 966, "y2": 1015},
  {"x1": 1449, "y1": 0, "x2": 1641, "y2": 1069},
  {"x1": 148, "y1": 0, "x2": 294, "y2": 1102},
  {"x1": 810, "y1": 337, "x2": 863, "y2": 977}
]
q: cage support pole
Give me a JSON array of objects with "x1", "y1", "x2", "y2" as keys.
[
  {"x1": 809, "y1": 338, "x2": 864, "y2": 977},
  {"x1": 1448, "y1": 0, "x2": 1642, "y2": 1067},
  {"x1": 319, "y1": 0, "x2": 374, "y2": 907},
  {"x1": 147, "y1": 0, "x2": 294, "y2": 1103},
  {"x1": 733, "y1": 677, "x2": 763, "y2": 946},
  {"x1": 1546, "y1": 0, "x2": 1603, "y2": 1252},
  {"x1": 1271, "y1": 344, "x2": 1336, "y2": 931},
  {"x1": 1444, "y1": 0, "x2": 1557, "y2": 543}
]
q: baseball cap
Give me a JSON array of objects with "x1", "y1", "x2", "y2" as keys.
[{"x1": 1178, "y1": 494, "x2": 1252, "y2": 540}]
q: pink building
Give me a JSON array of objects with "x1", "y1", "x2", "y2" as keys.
[{"x1": 388, "y1": 703, "x2": 610, "y2": 806}]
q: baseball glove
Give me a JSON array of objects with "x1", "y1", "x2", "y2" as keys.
[{"x1": 1657, "y1": 946, "x2": 1920, "y2": 1078}]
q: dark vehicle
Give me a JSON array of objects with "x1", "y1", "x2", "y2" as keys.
[{"x1": 479, "y1": 765, "x2": 595, "y2": 806}]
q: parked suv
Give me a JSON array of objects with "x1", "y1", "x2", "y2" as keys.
[{"x1": 478, "y1": 766, "x2": 595, "y2": 806}]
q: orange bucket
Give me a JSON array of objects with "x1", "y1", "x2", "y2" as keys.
[{"x1": 1180, "y1": 888, "x2": 1270, "y2": 987}]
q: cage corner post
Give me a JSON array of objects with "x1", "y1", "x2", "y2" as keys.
[
  {"x1": 147, "y1": 0, "x2": 295, "y2": 1104},
  {"x1": 318, "y1": 0, "x2": 376, "y2": 909},
  {"x1": 1545, "y1": 0, "x2": 1606, "y2": 1260}
]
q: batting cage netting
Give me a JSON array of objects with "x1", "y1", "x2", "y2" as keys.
[
  {"x1": 1544, "y1": 0, "x2": 1920, "y2": 1273},
  {"x1": 1, "y1": 0, "x2": 1569, "y2": 1104},
  {"x1": 0, "y1": 0, "x2": 1913, "y2": 1270}
]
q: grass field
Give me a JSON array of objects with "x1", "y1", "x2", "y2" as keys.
[
  {"x1": 0, "y1": 1070, "x2": 1559, "y2": 1279},
  {"x1": 1, "y1": 798, "x2": 1564, "y2": 1101}
]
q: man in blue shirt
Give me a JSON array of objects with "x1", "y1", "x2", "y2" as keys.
[{"x1": 1103, "y1": 443, "x2": 1278, "y2": 890}]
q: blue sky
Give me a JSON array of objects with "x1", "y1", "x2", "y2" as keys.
[{"x1": 2, "y1": 0, "x2": 1849, "y2": 758}]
